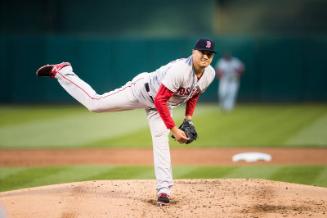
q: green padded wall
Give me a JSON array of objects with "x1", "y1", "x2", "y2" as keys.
[{"x1": 1, "y1": 36, "x2": 327, "y2": 103}]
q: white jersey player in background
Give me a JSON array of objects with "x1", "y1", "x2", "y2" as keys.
[
  {"x1": 215, "y1": 53, "x2": 244, "y2": 111},
  {"x1": 36, "y1": 38, "x2": 216, "y2": 206}
]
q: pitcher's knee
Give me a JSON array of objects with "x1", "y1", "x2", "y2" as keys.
[
  {"x1": 88, "y1": 107, "x2": 102, "y2": 113},
  {"x1": 87, "y1": 104, "x2": 105, "y2": 113}
]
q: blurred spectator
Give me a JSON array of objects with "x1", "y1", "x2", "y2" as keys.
[{"x1": 215, "y1": 53, "x2": 244, "y2": 111}]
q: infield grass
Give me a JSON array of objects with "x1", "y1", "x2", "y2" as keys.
[
  {"x1": 0, "y1": 104, "x2": 326, "y2": 148},
  {"x1": 1, "y1": 165, "x2": 327, "y2": 192}
]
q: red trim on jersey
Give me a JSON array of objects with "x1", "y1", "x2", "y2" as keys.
[
  {"x1": 154, "y1": 84, "x2": 175, "y2": 129},
  {"x1": 185, "y1": 93, "x2": 200, "y2": 117}
]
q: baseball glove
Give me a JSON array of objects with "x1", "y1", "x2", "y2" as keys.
[{"x1": 172, "y1": 119, "x2": 198, "y2": 144}]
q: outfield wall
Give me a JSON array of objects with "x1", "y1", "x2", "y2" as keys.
[{"x1": 1, "y1": 36, "x2": 327, "y2": 103}]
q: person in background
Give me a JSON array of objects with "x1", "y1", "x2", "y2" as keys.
[{"x1": 215, "y1": 53, "x2": 244, "y2": 111}]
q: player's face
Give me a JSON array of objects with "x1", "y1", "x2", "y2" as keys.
[{"x1": 192, "y1": 50, "x2": 214, "y2": 69}]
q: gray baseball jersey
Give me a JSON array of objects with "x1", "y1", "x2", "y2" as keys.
[
  {"x1": 135, "y1": 56, "x2": 215, "y2": 108},
  {"x1": 216, "y1": 57, "x2": 243, "y2": 82}
]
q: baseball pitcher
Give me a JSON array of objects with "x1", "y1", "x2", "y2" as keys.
[{"x1": 36, "y1": 38, "x2": 216, "y2": 206}]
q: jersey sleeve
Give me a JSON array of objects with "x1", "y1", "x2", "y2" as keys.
[
  {"x1": 235, "y1": 59, "x2": 245, "y2": 74},
  {"x1": 154, "y1": 84, "x2": 176, "y2": 129},
  {"x1": 161, "y1": 64, "x2": 184, "y2": 92},
  {"x1": 185, "y1": 93, "x2": 200, "y2": 117}
]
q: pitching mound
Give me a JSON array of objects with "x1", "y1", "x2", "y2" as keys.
[{"x1": 1, "y1": 179, "x2": 326, "y2": 218}]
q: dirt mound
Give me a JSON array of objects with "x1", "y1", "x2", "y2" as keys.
[{"x1": 0, "y1": 179, "x2": 326, "y2": 218}]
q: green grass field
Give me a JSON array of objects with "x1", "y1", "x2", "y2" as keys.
[
  {"x1": 1, "y1": 165, "x2": 327, "y2": 192},
  {"x1": 1, "y1": 104, "x2": 327, "y2": 148},
  {"x1": 1, "y1": 104, "x2": 327, "y2": 191}
]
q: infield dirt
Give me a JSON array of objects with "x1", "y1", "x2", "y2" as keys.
[
  {"x1": 1, "y1": 179, "x2": 327, "y2": 218},
  {"x1": 1, "y1": 147, "x2": 327, "y2": 166}
]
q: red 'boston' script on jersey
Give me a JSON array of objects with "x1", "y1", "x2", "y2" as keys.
[{"x1": 176, "y1": 87, "x2": 200, "y2": 96}]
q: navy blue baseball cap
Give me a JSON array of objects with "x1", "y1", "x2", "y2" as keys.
[{"x1": 194, "y1": 38, "x2": 216, "y2": 53}]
